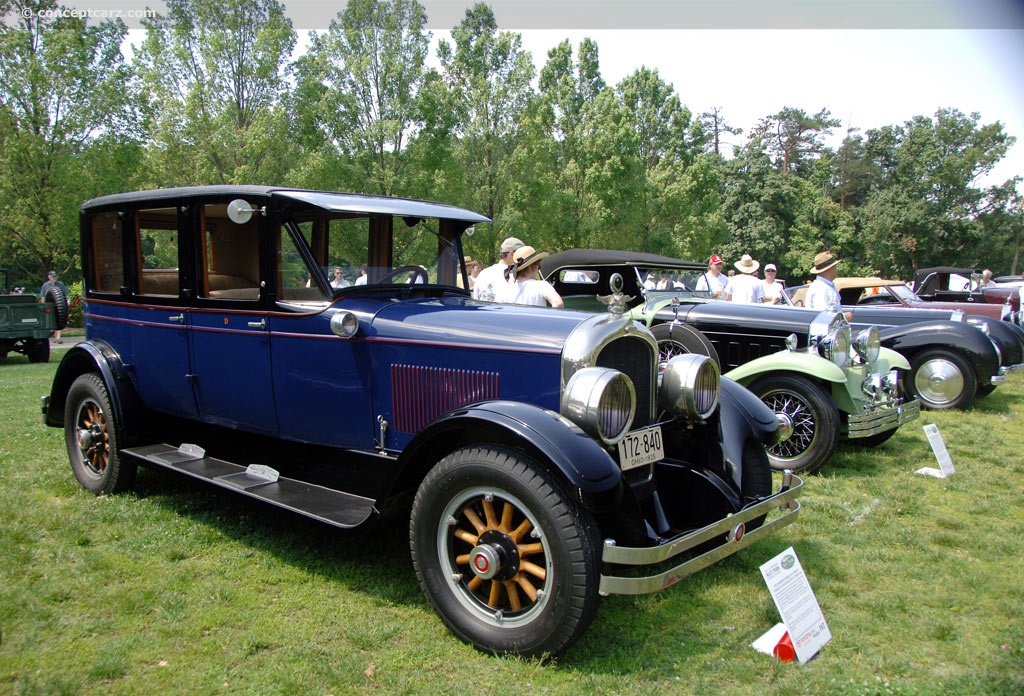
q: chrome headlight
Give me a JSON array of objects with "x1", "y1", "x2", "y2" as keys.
[
  {"x1": 852, "y1": 326, "x2": 880, "y2": 363},
  {"x1": 820, "y1": 325, "x2": 851, "y2": 368},
  {"x1": 561, "y1": 367, "x2": 636, "y2": 445},
  {"x1": 658, "y1": 354, "x2": 720, "y2": 421}
]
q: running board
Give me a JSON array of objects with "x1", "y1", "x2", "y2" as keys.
[{"x1": 122, "y1": 443, "x2": 377, "y2": 529}]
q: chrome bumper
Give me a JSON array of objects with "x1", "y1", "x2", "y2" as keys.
[
  {"x1": 598, "y1": 471, "x2": 803, "y2": 596},
  {"x1": 845, "y1": 398, "x2": 920, "y2": 439},
  {"x1": 998, "y1": 363, "x2": 1024, "y2": 378}
]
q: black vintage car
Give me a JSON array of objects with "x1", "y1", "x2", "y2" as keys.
[
  {"x1": 785, "y1": 288, "x2": 1024, "y2": 409},
  {"x1": 541, "y1": 250, "x2": 920, "y2": 474}
]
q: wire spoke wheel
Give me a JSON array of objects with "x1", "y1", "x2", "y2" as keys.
[{"x1": 750, "y1": 374, "x2": 839, "y2": 474}]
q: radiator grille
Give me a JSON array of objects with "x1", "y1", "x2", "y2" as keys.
[{"x1": 596, "y1": 336, "x2": 656, "y2": 427}]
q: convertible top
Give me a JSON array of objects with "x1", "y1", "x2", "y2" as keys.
[{"x1": 540, "y1": 249, "x2": 699, "y2": 276}]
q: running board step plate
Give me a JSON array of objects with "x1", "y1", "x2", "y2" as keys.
[{"x1": 122, "y1": 443, "x2": 376, "y2": 529}]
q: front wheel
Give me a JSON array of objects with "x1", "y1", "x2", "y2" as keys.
[
  {"x1": 748, "y1": 374, "x2": 839, "y2": 474},
  {"x1": 410, "y1": 446, "x2": 601, "y2": 657},
  {"x1": 905, "y1": 349, "x2": 977, "y2": 410},
  {"x1": 64, "y1": 373, "x2": 136, "y2": 495}
]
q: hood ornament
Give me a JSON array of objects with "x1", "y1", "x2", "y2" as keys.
[{"x1": 598, "y1": 273, "x2": 633, "y2": 316}]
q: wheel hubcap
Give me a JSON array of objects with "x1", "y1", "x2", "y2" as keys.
[
  {"x1": 914, "y1": 359, "x2": 964, "y2": 405},
  {"x1": 762, "y1": 390, "x2": 816, "y2": 461},
  {"x1": 74, "y1": 400, "x2": 109, "y2": 475}
]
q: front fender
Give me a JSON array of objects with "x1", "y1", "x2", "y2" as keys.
[
  {"x1": 394, "y1": 400, "x2": 624, "y2": 512},
  {"x1": 725, "y1": 349, "x2": 846, "y2": 386},
  {"x1": 874, "y1": 346, "x2": 911, "y2": 372},
  {"x1": 879, "y1": 321, "x2": 1000, "y2": 380}
]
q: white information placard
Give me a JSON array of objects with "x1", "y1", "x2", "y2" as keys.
[
  {"x1": 915, "y1": 424, "x2": 955, "y2": 478},
  {"x1": 759, "y1": 547, "x2": 831, "y2": 665}
]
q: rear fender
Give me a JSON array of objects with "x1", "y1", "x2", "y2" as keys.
[{"x1": 45, "y1": 341, "x2": 142, "y2": 442}]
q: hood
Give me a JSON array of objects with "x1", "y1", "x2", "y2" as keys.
[{"x1": 369, "y1": 296, "x2": 594, "y2": 355}]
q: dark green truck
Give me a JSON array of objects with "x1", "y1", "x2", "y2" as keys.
[{"x1": 0, "y1": 268, "x2": 68, "y2": 363}]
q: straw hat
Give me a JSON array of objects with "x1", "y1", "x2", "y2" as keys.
[
  {"x1": 809, "y1": 251, "x2": 840, "y2": 274},
  {"x1": 734, "y1": 254, "x2": 760, "y2": 274},
  {"x1": 512, "y1": 245, "x2": 548, "y2": 268}
]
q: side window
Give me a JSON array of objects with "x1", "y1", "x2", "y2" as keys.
[
  {"x1": 89, "y1": 212, "x2": 123, "y2": 293},
  {"x1": 200, "y1": 204, "x2": 261, "y2": 300},
  {"x1": 136, "y1": 208, "x2": 179, "y2": 297},
  {"x1": 278, "y1": 223, "x2": 329, "y2": 302}
]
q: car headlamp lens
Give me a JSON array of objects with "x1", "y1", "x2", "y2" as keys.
[
  {"x1": 658, "y1": 354, "x2": 720, "y2": 421},
  {"x1": 821, "y1": 326, "x2": 851, "y2": 368},
  {"x1": 853, "y1": 326, "x2": 880, "y2": 363},
  {"x1": 561, "y1": 367, "x2": 636, "y2": 445}
]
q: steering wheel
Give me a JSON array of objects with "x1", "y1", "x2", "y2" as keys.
[{"x1": 376, "y1": 265, "x2": 428, "y2": 285}]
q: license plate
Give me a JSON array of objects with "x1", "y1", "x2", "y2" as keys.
[{"x1": 617, "y1": 425, "x2": 664, "y2": 471}]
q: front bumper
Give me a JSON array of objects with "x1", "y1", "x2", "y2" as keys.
[
  {"x1": 998, "y1": 363, "x2": 1024, "y2": 379},
  {"x1": 846, "y1": 398, "x2": 921, "y2": 439},
  {"x1": 598, "y1": 471, "x2": 802, "y2": 595}
]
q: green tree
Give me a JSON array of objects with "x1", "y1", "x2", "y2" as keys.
[
  {"x1": 858, "y1": 108, "x2": 1016, "y2": 277},
  {"x1": 752, "y1": 107, "x2": 841, "y2": 176},
  {"x1": 290, "y1": 0, "x2": 430, "y2": 195},
  {"x1": 0, "y1": 0, "x2": 140, "y2": 282},
  {"x1": 438, "y1": 3, "x2": 535, "y2": 248},
  {"x1": 136, "y1": 0, "x2": 295, "y2": 186}
]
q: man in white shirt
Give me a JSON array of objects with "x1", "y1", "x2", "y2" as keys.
[
  {"x1": 724, "y1": 254, "x2": 765, "y2": 304},
  {"x1": 473, "y1": 236, "x2": 524, "y2": 300},
  {"x1": 761, "y1": 263, "x2": 784, "y2": 304},
  {"x1": 694, "y1": 254, "x2": 726, "y2": 298},
  {"x1": 805, "y1": 251, "x2": 842, "y2": 313}
]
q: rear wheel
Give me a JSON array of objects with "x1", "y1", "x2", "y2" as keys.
[
  {"x1": 748, "y1": 374, "x2": 839, "y2": 474},
  {"x1": 410, "y1": 446, "x2": 601, "y2": 657},
  {"x1": 26, "y1": 338, "x2": 49, "y2": 363},
  {"x1": 905, "y1": 349, "x2": 977, "y2": 410},
  {"x1": 64, "y1": 373, "x2": 136, "y2": 495}
]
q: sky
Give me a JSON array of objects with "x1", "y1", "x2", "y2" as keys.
[{"x1": 108, "y1": 0, "x2": 1024, "y2": 189}]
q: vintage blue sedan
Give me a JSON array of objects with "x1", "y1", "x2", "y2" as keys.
[{"x1": 42, "y1": 186, "x2": 802, "y2": 658}]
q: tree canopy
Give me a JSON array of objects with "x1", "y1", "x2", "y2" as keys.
[{"x1": 0, "y1": 0, "x2": 1020, "y2": 287}]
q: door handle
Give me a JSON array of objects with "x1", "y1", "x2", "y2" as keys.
[
  {"x1": 247, "y1": 319, "x2": 267, "y2": 330},
  {"x1": 169, "y1": 314, "x2": 185, "y2": 323}
]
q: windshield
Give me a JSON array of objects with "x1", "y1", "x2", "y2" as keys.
[{"x1": 290, "y1": 213, "x2": 467, "y2": 293}]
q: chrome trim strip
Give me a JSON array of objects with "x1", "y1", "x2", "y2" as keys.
[{"x1": 598, "y1": 474, "x2": 803, "y2": 595}]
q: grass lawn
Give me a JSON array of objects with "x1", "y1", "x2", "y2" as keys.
[{"x1": 1, "y1": 353, "x2": 1022, "y2": 695}]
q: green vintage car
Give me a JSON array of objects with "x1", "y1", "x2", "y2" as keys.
[{"x1": 541, "y1": 250, "x2": 921, "y2": 474}]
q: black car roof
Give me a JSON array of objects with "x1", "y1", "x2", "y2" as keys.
[
  {"x1": 913, "y1": 266, "x2": 982, "y2": 283},
  {"x1": 540, "y1": 249, "x2": 701, "y2": 275},
  {"x1": 80, "y1": 186, "x2": 490, "y2": 223}
]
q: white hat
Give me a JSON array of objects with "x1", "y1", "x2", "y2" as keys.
[
  {"x1": 765, "y1": 263, "x2": 777, "y2": 272},
  {"x1": 734, "y1": 254, "x2": 760, "y2": 274}
]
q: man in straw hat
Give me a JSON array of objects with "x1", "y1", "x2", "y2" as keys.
[
  {"x1": 724, "y1": 253, "x2": 765, "y2": 304},
  {"x1": 805, "y1": 250, "x2": 842, "y2": 313},
  {"x1": 474, "y1": 236, "x2": 524, "y2": 301}
]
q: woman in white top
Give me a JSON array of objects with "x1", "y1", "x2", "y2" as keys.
[{"x1": 498, "y1": 245, "x2": 564, "y2": 308}]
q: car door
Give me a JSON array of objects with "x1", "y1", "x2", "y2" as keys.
[
  {"x1": 125, "y1": 206, "x2": 200, "y2": 418},
  {"x1": 187, "y1": 201, "x2": 277, "y2": 433}
]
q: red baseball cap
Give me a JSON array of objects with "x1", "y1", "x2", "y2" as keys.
[{"x1": 709, "y1": 255, "x2": 723, "y2": 265}]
